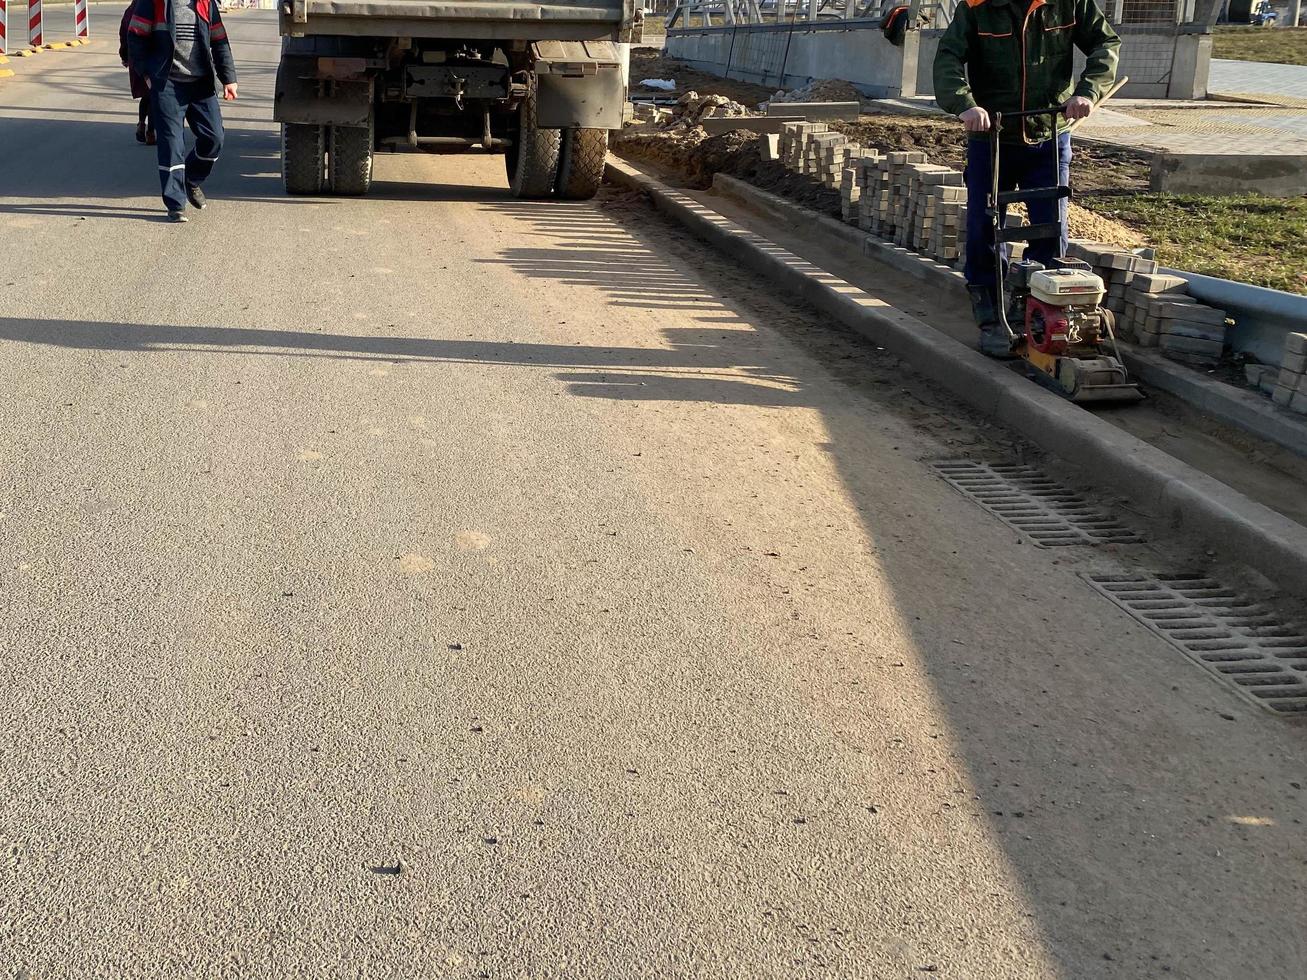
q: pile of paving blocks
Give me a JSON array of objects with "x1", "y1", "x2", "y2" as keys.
[
  {"x1": 817, "y1": 136, "x2": 861, "y2": 190},
  {"x1": 1273, "y1": 332, "x2": 1307, "y2": 415},
  {"x1": 856, "y1": 151, "x2": 927, "y2": 239},
  {"x1": 839, "y1": 151, "x2": 881, "y2": 224},
  {"x1": 1067, "y1": 242, "x2": 1230, "y2": 367}
]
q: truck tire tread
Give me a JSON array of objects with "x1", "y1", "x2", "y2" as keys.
[
  {"x1": 556, "y1": 128, "x2": 608, "y2": 200},
  {"x1": 329, "y1": 121, "x2": 374, "y2": 196},
  {"x1": 508, "y1": 89, "x2": 561, "y2": 199},
  {"x1": 283, "y1": 123, "x2": 325, "y2": 195}
]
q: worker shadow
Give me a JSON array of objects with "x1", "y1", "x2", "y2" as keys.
[{"x1": 0, "y1": 116, "x2": 284, "y2": 208}]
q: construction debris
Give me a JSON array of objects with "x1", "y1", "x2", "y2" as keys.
[
  {"x1": 632, "y1": 91, "x2": 752, "y2": 132},
  {"x1": 770, "y1": 78, "x2": 862, "y2": 104}
]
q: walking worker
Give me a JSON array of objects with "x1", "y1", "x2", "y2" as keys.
[
  {"x1": 118, "y1": 2, "x2": 155, "y2": 146},
  {"x1": 127, "y1": 0, "x2": 237, "y2": 223},
  {"x1": 933, "y1": 0, "x2": 1119, "y2": 357}
]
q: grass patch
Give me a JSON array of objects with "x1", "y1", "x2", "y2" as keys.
[
  {"x1": 1078, "y1": 193, "x2": 1307, "y2": 294},
  {"x1": 1212, "y1": 26, "x2": 1307, "y2": 66}
]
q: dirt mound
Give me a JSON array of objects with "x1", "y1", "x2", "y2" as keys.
[
  {"x1": 615, "y1": 129, "x2": 844, "y2": 215},
  {"x1": 771, "y1": 78, "x2": 863, "y2": 104}
]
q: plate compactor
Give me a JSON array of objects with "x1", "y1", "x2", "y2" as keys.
[{"x1": 984, "y1": 108, "x2": 1143, "y2": 405}]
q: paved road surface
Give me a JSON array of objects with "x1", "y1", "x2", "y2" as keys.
[{"x1": 2, "y1": 15, "x2": 1305, "y2": 979}]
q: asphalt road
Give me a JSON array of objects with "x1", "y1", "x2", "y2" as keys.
[{"x1": 1, "y1": 15, "x2": 1305, "y2": 979}]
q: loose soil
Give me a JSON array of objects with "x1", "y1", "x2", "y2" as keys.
[{"x1": 630, "y1": 48, "x2": 775, "y2": 108}]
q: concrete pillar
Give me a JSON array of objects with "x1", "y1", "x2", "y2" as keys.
[
  {"x1": 1168, "y1": 31, "x2": 1212, "y2": 99},
  {"x1": 900, "y1": 28, "x2": 919, "y2": 98}
]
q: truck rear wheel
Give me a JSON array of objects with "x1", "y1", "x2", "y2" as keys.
[
  {"x1": 329, "y1": 120, "x2": 374, "y2": 196},
  {"x1": 507, "y1": 89, "x2": 561, "y2": 199},
  {"x1": 556, "y1": 128, "x2": 608, "y2": 200},
  {"x1": 282, "y1": 123, "x2": 325, "y2": 195}
]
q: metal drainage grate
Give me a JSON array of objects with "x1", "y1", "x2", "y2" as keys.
[
  {"x1": 1085, "y1": 572, "x2": 1307, "y2": 717},
  {"x1": 932, "y1": 460, "x2": 1142, "y2": 547}
]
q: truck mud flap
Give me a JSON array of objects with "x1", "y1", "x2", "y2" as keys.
[
  {"x1": 532, "y1": 40, "x2": 624, "y2": 131},
  {"x1": 275, "y1": 56, "x2": 374, "y2": 127}
]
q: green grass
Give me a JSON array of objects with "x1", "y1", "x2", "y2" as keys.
[
  {"x1": 1213, "y1": 26, "x2": 1307, "y2": 66},
  {"x1": 1079, "y1": 193, "x2": 1307, "y2": 294}
]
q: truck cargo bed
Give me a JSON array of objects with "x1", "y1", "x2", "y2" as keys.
[{"x1": 280, "y1": 0, "x2": 635, "y2": 40}]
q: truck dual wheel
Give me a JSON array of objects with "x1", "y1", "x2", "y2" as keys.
[
  {"x1": 329, "y1": 119, "x2": 374, "y2": 196},
  {"x1": 556, "y1": 128, "x2": 607, "y2": 201},
  {"x1": 507, "y1": 88, "x2": 561, "y2": 199},
  {"x1": 282, "y1": 123, "x2": 326, "y2": 195}
]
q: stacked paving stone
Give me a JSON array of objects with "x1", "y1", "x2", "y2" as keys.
[
  {"x1": 1120, "y1": 271, "x2": 1189, "y2": 341},
  {"x1": 1066, "y1": 242, "x2": 1159, "y2": 319},
  {"x1": 818, "y1": 139, "x2": 860, "y2": 190},
  {"x1": 896, "y1": 164, "x2": 962, "y2": 251},
  {"x1": 779, "y1": 121, "x2": 828, "y2": 171},
  {"x1": 923, "y1": 183, "x2": 967, "y2": 262},
  {"x1": 802, "y1": 132, "x2": 846, "y2": 179},
  {"x1": 840, "y1": 151, "x2": 881, "y2": 226},
  {"x1": 1153, "y1": 302, "x2": 1229, "y2": 366},
  {"x1": 1272, "y1": 332, "x2": 1307, "y2": 414},
  {"x1": 858, "y1": 151, "x2": 928, "y2": 240},
  {"x1": 840, "y1": 167, "x2": 860, "y2": 223}
]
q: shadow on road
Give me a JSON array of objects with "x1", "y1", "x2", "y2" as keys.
[
  {"x1": 0, "y1": 118, "x2": 284, "y2": 214},
  {"x1": 2, "y1": 109, "x2": 1303, "y2": 974}
]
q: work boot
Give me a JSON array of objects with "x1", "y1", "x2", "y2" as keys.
[
  {"x1": 168, "y1": 210, "x2": 189, "y2": 223},
  {"x1": 186, "y1": 184, "x2": 207, "y2": 210},
  {"x1": 968, "y1": 284, "x2": 1015, "y2": 360},
  {"x1": 146, "y1": 130, "x2": 157, "y2": 146}
]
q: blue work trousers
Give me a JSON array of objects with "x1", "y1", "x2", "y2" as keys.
[
  {"x1": 151, "y1": 77, "x2": 224, "y2": 212},
  {"x1": 964, "y1": 131, "x2": 1071, "y2": 288}
]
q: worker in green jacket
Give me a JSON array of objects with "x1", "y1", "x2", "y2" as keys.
[{"x1": 933, "y1": 0, "x2": 1120, "y2": 356}]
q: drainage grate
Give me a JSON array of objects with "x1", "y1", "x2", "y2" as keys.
[
  {"x1": 1085, "y1": 572, "x2": 1307, "y2": 716},
  {"x1": 932, "y1": 460, "x2": 1142, "y2": 547}
]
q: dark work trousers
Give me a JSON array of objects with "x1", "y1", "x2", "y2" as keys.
[
  {"x1": 963, "y1": 131, "x2": 1072, "y2": 289},
  {"x1": 151, "y1": 76, "x2": 224, "y2": 212},
  {"x1": 138, "y1": 96, "x2": 151, "y2": 127}
]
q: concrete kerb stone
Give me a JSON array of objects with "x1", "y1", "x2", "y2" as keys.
[
  {"x1": 604, "y1": 156, "x2": 1307, "y2": 597},
  {"x1": 712, "y1": 171, "x2": 1307, "y2": 461}
]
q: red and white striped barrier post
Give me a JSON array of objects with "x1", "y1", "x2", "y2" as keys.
[
  {"x1": 73, "y1": 0, "x2": 87, "y2": 39},
  {"x1": 1, "y1": 0, "x2": 9, "y2": 55},
  {"x1": 27, "y1": 0, "x2": 40, "y2": 48}
]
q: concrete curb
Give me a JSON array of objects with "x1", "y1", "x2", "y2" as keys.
[
  {"x1": 707, "y1": 171, "x2": 1307, "y2": 461},
  {"x1": 605, "y1": 157, "x2": 1307, "y2": 597}
]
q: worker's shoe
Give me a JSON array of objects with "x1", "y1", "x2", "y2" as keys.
[
  {"x1": 968, "y1": 284, "x2": 1015, "y2": 360},
  {"x1": 186, "y1": 184, "x2": 207, "y2": 210},
  {"x1": 167, "y1": 209, "x2": 189, "y2": 223},
  {"x1": 146, "y1": 130, "x2": 157, "y2": 146}
]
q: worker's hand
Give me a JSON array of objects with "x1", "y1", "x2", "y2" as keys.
[
  {"x1": 959, "y1": 106, "x2": 991, "y2": 133},
  {"x1": 222, "y1": 83, "x2": 238, "y2": 101},
  {"x1": 1063, "y1": 95, "x2": 1093, "y2": 121}
]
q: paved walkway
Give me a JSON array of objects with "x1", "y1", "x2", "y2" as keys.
[{"x1": 1210, "y1": 58, "x2": 1307, "y2": 104}]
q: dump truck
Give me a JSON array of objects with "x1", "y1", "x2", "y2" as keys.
[{"x1": 273, "y1": 0, "x2": 641, "y2": 199}]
